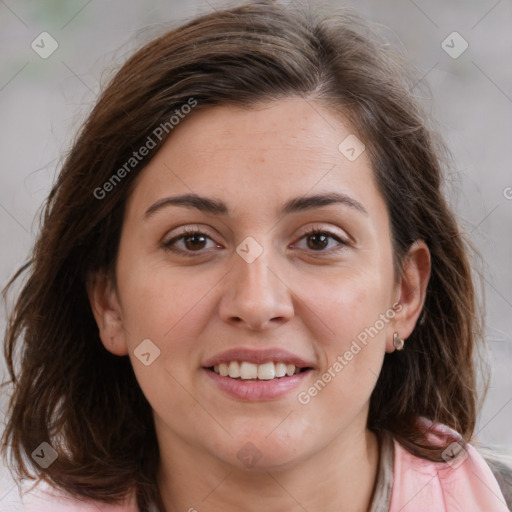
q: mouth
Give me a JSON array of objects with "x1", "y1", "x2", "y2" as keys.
[
  {"x1": 206, "y1": 361, "x2": 312, "y2": 381},
  {"x1": 202, "y1": 361, "x2": 314, "y2": 401},
  {"x1": 201, "y1": 348, "x2": 316, "y2": 401}
]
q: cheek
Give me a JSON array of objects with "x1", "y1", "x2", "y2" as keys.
[
  {"x1": 300, "y1": 266, "x2": 392, "y2": 344},
  {"x1": 116, "y1": 260, "x2": 207, "y2": 415},
  {"x1": 115, "y1": 257, "x2": 221, "y2": 406},
  {"x1": 294, "y1": 269, "x2": 391, "y2": 400},
  {"x1": 117, "y1": 256, "x2": 213, "y2": 345}
]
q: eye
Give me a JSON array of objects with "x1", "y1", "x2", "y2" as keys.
[
  {"x1": 162, "y1": 227, "x2": 220, "y2": 256},
  {"x1": 293, "y1": 227, "x2": 349, "y2": 253},
  {"x1": 162, "y1": 226, "x2": 349, "y2": 257}
]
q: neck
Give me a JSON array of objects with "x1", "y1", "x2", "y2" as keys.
[{"x1": 157, "y1": 426, "x2": 380, "y2": 512}]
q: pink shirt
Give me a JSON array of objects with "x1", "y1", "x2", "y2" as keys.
[
  {"x1": 389, "y1": 421, "x2": 509, "y2": 511},
  {"x1": 13, "y1": 420, "x2": 510, "y2": 511}
]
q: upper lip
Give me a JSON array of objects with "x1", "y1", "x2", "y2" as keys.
[{"x1": 202, "y1": 347, "x2": 315, "y2": 369}]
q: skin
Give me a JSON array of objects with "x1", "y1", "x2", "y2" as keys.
[{"x1": 89, "y1": 97, "x2": 430, "y2": 512}]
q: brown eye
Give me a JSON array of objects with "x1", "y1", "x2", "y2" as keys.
[
  {"x1": 163, "y1": 228, "x2": 219, "y2": 256},
  {"x1": 182, "y1": 233, "x2": 208, "y2": 251},
  {"x1": 295, "y1": 228, "x2": 349, "y2": 253},
  {"x1": 307, "y1": 232, "x2": 330, "y2": 250}
]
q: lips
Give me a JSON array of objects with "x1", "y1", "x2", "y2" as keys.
[
  {"x1": 201, "y1": 347, "x2": 315, "y2": 401},
  {"x1": 203, "y1": 365, "x2": 314, "y2": 401}
]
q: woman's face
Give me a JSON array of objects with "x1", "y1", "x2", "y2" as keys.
[{"x1": 92, "y1": 97, "x2": 427, "y2": 471}]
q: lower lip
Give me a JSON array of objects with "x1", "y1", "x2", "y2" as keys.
[{"x1": 203, "y1": 368, "x2": 313, "y2": 401}]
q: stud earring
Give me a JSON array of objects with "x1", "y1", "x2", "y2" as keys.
[{"x1": 393, "y1": 332, "x2": 405, "y2": 351}]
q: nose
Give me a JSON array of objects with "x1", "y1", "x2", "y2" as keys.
[{"x1": 218, "y1": 242, "x2": 295, "y2": 331}]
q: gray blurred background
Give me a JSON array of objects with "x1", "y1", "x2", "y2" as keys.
[{"x1": 1, "y1": 0, "x2": 511, "y2": 507}]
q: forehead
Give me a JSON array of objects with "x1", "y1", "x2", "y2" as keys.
[
  {"x1": 166, "y1": 97, "x2": 358, "y2": 167},
  {"x1": 125, "y1": 97, "x2": 382, "y2": 220}
]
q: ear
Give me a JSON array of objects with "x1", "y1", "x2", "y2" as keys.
[
  {"x1": 386, "y1": 240, "x2": 431, "y2": 353},
  {"x1": 86, "y1": 272, "x2": 128, "y2": 356}
]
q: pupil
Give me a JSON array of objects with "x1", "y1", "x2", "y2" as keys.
[
  {"x1": 309, "y1": 233, "x2": 328, "y2": 250},
  {"x1": 185, "y1": 234, "x2": 206, "y2": 250}
]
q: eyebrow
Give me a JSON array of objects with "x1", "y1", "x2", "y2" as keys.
[{"x1": 143, "y1": 192, "x2": 368, "y2": 219}]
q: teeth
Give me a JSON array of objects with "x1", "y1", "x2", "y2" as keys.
[
  {"x1": 240, "y1": 362, "x2": 258, "y2": 379},
  {"x1": 218, "y1": 362, "x2": 229, "y2": 377},
  {"x1": 275, "y1": 362, "x2": 287, "y2": 378},
  {"x1": 258, "y1": 362, "x2": 275, "y2": 380},
  {"x1": 211, "y1": 361, "x2": 304, "y2": 380},
  {"x1": 228, "y1": 361, "x2": 240, "y2": 378}
]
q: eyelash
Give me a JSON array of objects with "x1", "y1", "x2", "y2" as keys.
[{"x1": 162, "y1": 227, "x2": 349, "y2": 257}]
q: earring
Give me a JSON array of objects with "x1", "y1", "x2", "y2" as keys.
[{"x1": 393, "y1": 332, "x2": 405, "y2": 351}]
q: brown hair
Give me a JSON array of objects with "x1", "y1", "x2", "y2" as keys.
[{"x1": 1, "y1": 1, "x2": 487, "y2": 510}]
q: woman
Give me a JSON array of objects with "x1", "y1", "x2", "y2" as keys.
[{"x1": 2, "y1": 1, "x2": 511, "y2": 511}]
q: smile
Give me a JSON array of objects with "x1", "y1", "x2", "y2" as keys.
[
  {"x1": 211, "y1": 360, "x2": 306, "y2": 380},
  {"x1": 204, "y1": 363, "x2": 314, "y2": 401}
]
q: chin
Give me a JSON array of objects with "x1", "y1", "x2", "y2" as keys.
[{"x1": 217, "y1": 431, "x2": 311, "y2": 473}]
